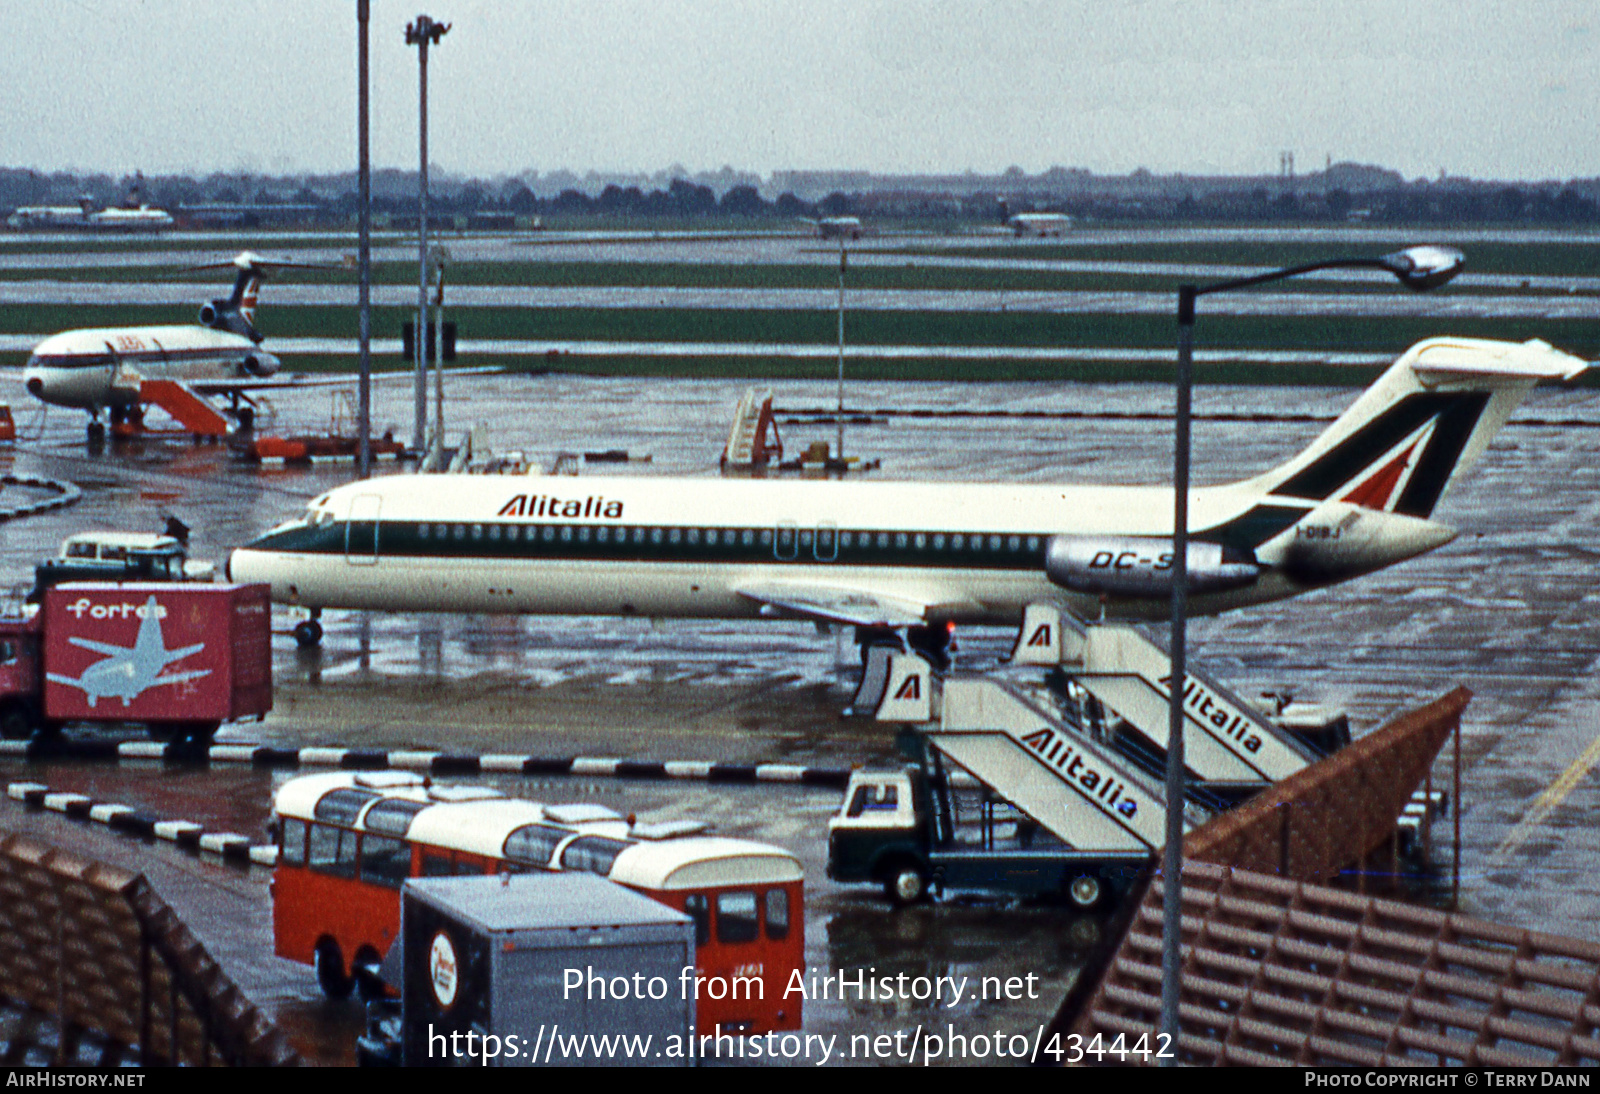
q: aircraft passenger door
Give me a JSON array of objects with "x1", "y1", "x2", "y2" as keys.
[
  {"x1": 815, "y1": 522, "x2": 838, "y2": 561},
  {"x1": 345, "y1": 494, "x2": 382, "y2": 565},
  {"x1": 774, "y1": 521, "x2": 798, "y2": 561}
]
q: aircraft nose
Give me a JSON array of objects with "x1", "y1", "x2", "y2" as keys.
[{"x1": 24, "y1": 377, "x2": 42, "y2": 397}]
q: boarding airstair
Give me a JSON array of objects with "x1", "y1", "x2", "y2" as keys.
[
  {"x1": 720, "y1": 388, "x2": 782, "y2": 469},
  {"x1": 930, "y1": 675, "x2": 1191, "y2": 853},
  {"x1": 856, "y1": 646, "x2": 1204, "y2": 852},
  {"x1": 840, "y1": 606, "x2": 1433, "y2": 903},
  {"x1": 1009, "y1": 603, "x2": 1323, "y2": 786},
  {"x1": 846, "y1": 598, "x2": 1340, "y2": 853},
  {"x1": 138, "y1": 380, "x2": 231, "y2": 437}
]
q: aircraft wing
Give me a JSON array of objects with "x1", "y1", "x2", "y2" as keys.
[
  {"x1": 186, "y1": 366, "x2": 505, "y2": 396},
  {"x1": 734, "y1": 581, "x2": 934, "y2": 628},
  {"x1": 161, "y1": 642, "x2": 206, "y2": 665},
  {"x1": 67, "y1": 636, "x2": 132, "y2": 657},
  {"x1": 151, "y1": 668, "x2": 212, "y2": 688}
]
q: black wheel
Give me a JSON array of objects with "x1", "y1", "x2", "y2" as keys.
[
  {"x1": 294, "y1": 619, "x2": 324, "y2": 648},
  {"x1": 882, "y1": 860, "x2": 929, "y2": 907},
  {"x1": 906, "y1": 624, "x2": 953, "y2": 671},
  {"x1": 354, "y1": 946, "x2": 385, "y2": 1001},
  {"x1": 236, "y1": 406, "x2": 255, "y2": 432},
  {"x1": 1067, "y1": 873, "x2": 1104, "y2": 911},
  {"x1": 0, "y1": 703, "x2": 35, "y2": 741},
  {"x1": 315, "y1": 938, "x2": 354, "y2": 999},
  {"x1": 153, "y1": 721, "x2": 220, "y2": 744}
]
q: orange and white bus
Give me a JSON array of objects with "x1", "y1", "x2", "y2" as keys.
[{"x1": 270, "y1": 771, "x2": 804, "y2": 1034}]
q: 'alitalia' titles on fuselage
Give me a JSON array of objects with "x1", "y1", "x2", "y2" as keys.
[{"x1": 498, "y1": 494, "x2": 625, "y2": 520}]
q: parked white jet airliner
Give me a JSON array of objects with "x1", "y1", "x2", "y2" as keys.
[
  {"x1": 1006, "y1": 211, "x2": 1073, "y2": 237},
  {"x1": 228, "y1": 337, "x2": 1585, "y2": 650},
  {"x1": 22, "y1": 252, "x2": 326, "y2": 440}
]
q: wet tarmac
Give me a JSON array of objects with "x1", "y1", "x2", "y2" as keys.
[{"x1": 2, "y1": 368, "x2": 1600, "y2": 1063}]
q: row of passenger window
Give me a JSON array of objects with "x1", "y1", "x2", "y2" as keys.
[
  {"x1": 685, "y1": 889, "x2": 790, "y2": 945},
  {"x1": 279, "y1": 818, "x2": 790, "y2": 945},
  {"x1": 282, "y1": 818, "x2": 629, "y2": 887},
  {"x1": 409, "y1": 522, "x2": 1046, "y2": 556}
]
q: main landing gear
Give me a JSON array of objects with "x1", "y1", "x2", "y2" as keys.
[{"x1": 855, "y1": 622, "x2": 955, "y2": 671}]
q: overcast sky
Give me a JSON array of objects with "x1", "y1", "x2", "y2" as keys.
[{"x1": 8, "y1": 1, "x2": 1596, "y2": 182}]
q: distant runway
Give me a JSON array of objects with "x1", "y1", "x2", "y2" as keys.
[{"x1": 0, "y1": 278, "x2": 1589, "y2": 320}]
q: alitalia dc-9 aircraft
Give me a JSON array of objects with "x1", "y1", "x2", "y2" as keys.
[{"x1": 228, "y1": 336, "x2": 1585, "y2": 651}]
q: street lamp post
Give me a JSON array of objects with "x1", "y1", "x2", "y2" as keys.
[
  {"x1": 836, "y1": 240, "x2": 847, "y2": 464},
  {"x1": 1158, "y1": 245, "x2": 1465, "y2": 1060},
  {"x1": 406, "y1": 14, "x2": 450, "y2": 457},
  {"x1": 356, "y1": 0, "x2": 372, "y2": 479}
]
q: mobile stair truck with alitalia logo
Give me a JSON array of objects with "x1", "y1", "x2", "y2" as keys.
[{"x1": 828, "y1": 603, "x2": 1353, "y2": 909}]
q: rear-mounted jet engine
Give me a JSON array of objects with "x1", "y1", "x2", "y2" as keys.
[{"x1": 1044, "y1": 536, "x2": 1262, "y2": 597}]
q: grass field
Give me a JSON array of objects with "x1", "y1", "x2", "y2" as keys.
[{"x1": 890, "y1": 238, "x2": 1600, "y2": 280}]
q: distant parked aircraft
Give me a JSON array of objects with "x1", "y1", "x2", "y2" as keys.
[
  {"x1": 22, "y1": 252, "x2": 336, "y2": 441},
  {"x1": 799, "y1": 216, "x2": 864, "y2": 240}
]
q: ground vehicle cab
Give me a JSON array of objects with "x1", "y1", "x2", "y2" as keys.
[
  {"x1": 34, "y1": 532, "x2": 215, "y2": 593},
  {"x1": 827, "y1": 768, "x2": 933, "y2": 904}
]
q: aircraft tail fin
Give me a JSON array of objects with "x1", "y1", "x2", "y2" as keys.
[
  {"x1": 1245, "y1": 338, "x2": 1587, "y2": 519},
  {"x1": 195, "y1": 252, "x2": 305, "y2": 344}
]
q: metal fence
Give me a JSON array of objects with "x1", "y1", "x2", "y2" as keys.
[{"x1": 1048, "y1": 687, "x2": 1600, "y2": 1066}]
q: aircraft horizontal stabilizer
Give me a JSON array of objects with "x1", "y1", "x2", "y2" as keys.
[{"x1": 1407, "y1": 338, "x2": 1588, "y2": 384}]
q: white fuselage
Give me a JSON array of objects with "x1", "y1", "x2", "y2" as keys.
[
  {"x1": 1008, "y1": 213, "x2": 1072, "y2": 237},
  {"x1": 224, "y1": 471, "x2": 1450, "y2": 627},
  {"x1": 225, "y1": 336, "x2": 1588, "y2": 633},
  {"x1": 23, "y1": 326, "x2": 262, "y2": 410}
]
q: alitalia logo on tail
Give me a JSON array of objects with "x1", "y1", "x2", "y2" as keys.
[
  {"x1": 1337, "y1": 419, "x2": 1435, "y2": 512},
  {"x1": 498, "y1": 494, "x2": 625, "y2": 520},
  {"x1": 1019, "y1": 727, "x2": 1137, "y2": 818}
]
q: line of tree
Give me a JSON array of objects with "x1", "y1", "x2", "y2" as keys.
[{"x1": 3, "y1": 166, "x2": 1599, "y2": 225}]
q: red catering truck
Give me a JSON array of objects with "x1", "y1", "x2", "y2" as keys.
[{"x1": 0, "y1": 583, "x2": 271, "y2": 741}]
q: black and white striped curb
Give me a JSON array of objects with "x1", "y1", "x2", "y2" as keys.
[
  {"x1": 0, "y1": 738, "x2": 857, "y2": 788},
  {"x1": 6, "y1": 781, "x2": 275, "y2": 868},
  {"x1": 0, "y1": 474, "x2": 80, "y2": 520}
]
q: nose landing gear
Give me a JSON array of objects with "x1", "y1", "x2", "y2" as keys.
[{"x1": 294, "y1": 610, "x2": 324, "y2": 648}]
